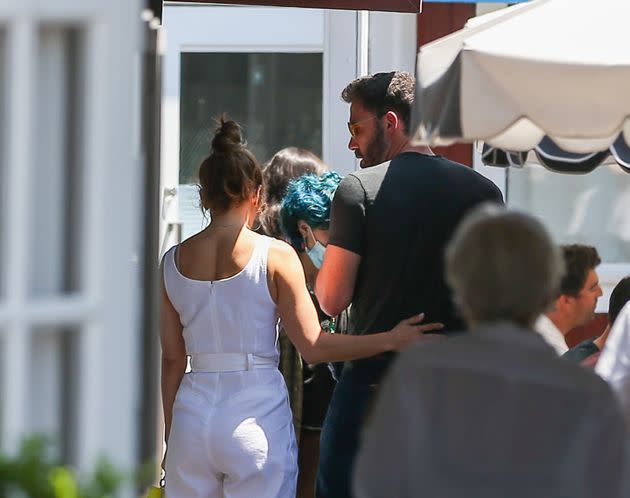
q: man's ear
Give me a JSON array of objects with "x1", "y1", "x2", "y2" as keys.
[
  {"x1": 556, "y1": 294, "x2": 573, "y2": 311},
  {"x1": 384, "y1": 110, "x2": 400, "y2": 132}
]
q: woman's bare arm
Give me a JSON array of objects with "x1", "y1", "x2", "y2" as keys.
[
  {"x1": 160, "y1": 270, "x2": 187, "y2": 442},
  {"x1": 268, "y1": 240, "x2": 442, "y2": 364}
]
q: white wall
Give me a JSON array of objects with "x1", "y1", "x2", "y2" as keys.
[{"x1": 368, "y1": 11, "x2": 417, "y2": 76}]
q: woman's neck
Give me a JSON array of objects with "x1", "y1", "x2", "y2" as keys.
[{"x1": 209, "y1": 204, "x2": 250, "y2": 230}]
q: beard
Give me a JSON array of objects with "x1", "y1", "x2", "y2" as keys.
[{"x1": 357, "y1": 120, "x2": 388, "y2": 168}]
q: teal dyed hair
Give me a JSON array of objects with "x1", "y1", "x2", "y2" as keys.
[{"x1": 280, "y1": 171, "x2": 343, "y2": 251}]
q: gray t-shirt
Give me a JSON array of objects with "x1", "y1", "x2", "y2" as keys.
[
  {"x1": 353, "y1": 323, "x2": 629, "y2": 498},
  {"x1": 328, "y1": 152, "x2": 503, "y2": 336}
]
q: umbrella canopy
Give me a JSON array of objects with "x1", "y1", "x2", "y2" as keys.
[
  {"x1": 412, "y1": 0, "x2": 630, "y2": 160},
  {"x1": 481, "y1": 137, "x2": 630, "y2": 175},
  {"x1": 482, "y1": 134, "x2": 630, "y2": 174}
]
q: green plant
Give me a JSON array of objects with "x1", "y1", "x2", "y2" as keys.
[{"x1": 0, "y1": 436, "x2": 153, "y2": 498}]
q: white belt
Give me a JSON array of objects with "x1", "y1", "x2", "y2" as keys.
[{"x1": 190, "y1": 353, "x2": 278, "y2": 373}]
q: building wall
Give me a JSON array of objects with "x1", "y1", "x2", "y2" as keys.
[
  {"x1": 0, "y1": 0, "x2": 146, "y2": 488},
  {"x1": 417, "y1": 3, "x2": 476, "y2": 166}
]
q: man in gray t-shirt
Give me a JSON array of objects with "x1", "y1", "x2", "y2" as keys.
[{"x1": 314, "y1": 72, "x2": 503, "y2": 498}]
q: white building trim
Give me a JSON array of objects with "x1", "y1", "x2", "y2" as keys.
[{"x1": 0, "y1": 1, "x2": 145, "y2": 489}]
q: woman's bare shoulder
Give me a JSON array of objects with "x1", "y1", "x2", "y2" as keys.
[
  {"x1": 268, "y1": 236, "x2": 294, "y2": 253},
  {"x1": 267, "y1": 237, "x2": 301, "y2": 272}
]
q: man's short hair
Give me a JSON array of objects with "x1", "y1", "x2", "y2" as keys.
[
  {"x1": 446, "y1": 205, "x2": 563, "y2": 328},
  {"x1": 558, "y1": 245, "x2": 601, "y2": 297},
  {"x1": 608, "y1": 276, "x2": 630, "y2": 325},
  {"x1": 341, "y1": 71, "x2": 415, "y2": 134}
]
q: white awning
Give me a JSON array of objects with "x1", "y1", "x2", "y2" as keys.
[{"x1": 412, "y1": 0, "x2": 630, "y2": 154}]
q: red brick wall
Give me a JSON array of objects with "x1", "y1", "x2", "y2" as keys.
[
  {"x1": 417, "y1": 3, "x2": 475, "y2": 166},
  {"x1": 566, "y1": 314, "x2": 608, "y2": 348},
  {"x1": 171, "y1": 0, "x2": 422, "y2": 12}
]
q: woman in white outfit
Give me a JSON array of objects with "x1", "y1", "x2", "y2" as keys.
[{"x1": 161, "y1": 118, "x2": 442, "y2": 498}]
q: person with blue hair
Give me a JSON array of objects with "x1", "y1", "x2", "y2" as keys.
[
  {"x1": 280, "y1": 170, "x2": 344, "y2": 498},
  {"x1": 281, "y1": 171, "x2": 343, "y2": 277}
]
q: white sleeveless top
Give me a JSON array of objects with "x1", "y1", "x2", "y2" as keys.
[{"x1": 163, "y1": 235, "x2": 280, "y2": 364}]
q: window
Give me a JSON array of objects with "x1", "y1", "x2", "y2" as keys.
[
  {"x1": 508, "y1": 163, "x2": 630, "y2": 264},
  {"x1": 178, "y1": 52, "x2": 323, "y2": 238},
  {"x1": 503, "y1": 161, "x2": 630, "y2": 311}
]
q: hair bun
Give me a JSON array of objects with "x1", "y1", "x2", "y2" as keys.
[{"x1": 211, "y1": 116, "x2": 244, "y2": 154}]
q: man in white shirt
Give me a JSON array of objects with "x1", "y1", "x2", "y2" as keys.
[{"x1": 535, "y1": 244, "x2": 603, "y2": 354}]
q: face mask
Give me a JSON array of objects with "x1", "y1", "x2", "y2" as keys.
[{"x1": 306, "y1": 240, "x2": 326, "y2": 269}]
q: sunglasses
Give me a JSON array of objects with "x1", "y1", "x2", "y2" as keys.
[{"x1": 347, "y1": 114, "x2": 383, "y2": 138}]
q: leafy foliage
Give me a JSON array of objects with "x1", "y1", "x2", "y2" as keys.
[{"x1": 0, "y1": 436, "x2": 154, "y2": 498}]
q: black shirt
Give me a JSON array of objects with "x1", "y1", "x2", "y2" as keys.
[{"x1": 328, "y1": 152, "x2": 504, "y2": 337}]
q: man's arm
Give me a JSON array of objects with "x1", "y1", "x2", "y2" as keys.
[
  {"x1": 315, "y1": 244, "x2": 360, "y2": 317},
  {"x1": 315, "y1": 174, "x2": 366, "y2": 317}
]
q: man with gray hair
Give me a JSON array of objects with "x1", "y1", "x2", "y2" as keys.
[{"x1": 353, "y1": 205, "x2": 629, "y2": 498}]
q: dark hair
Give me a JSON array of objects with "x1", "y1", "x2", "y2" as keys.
[
  {"x1": 258, "y1": 147, "x2": 328, "y2": 238},
  {"x1": 280, "y1": 171, "x2": 343, "y2": 251},
  {"x1": 341, "y1": 71, "x2": 415, "y2": 134},
  {"x1": 198, "y1": 116, "x2": 262, "y2": 214},
  {"x1": 559, "y1": 245, "x2": 601, "y2": 297},
  {"x1": 609, "y1": 276, "x2": 630, "y2": 325}
]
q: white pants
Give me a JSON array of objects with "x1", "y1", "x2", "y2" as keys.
[{"x1": 165, "y1": 370, "x2": 298, "y2": 498}]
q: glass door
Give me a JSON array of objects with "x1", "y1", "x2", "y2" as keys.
[{"x1": 161, "y1": 5, "x2": 358, "y2": 243}]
